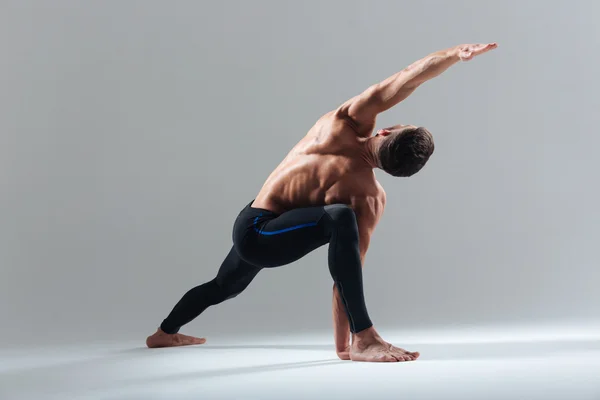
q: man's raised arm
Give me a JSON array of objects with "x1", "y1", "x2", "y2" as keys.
[{"x1": 338, "y1": 43, "x2": 497, "y2": 132}]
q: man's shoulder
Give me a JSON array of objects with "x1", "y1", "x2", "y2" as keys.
[{"x1": 317, "y1": 108, "x2": 374, "y2": 139}]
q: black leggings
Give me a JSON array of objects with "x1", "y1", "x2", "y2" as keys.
[{"x1": 160, "y1": 201, "x2": 373, "y2": 334}]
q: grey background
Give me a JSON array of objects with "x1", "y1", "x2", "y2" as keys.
[{"x1": 1, "y1": 0, "x2": 598, "y2": 346}]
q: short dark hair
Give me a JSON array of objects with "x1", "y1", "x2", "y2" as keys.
[{"x1": 378, "y1": 127, "x2": 434, "y2": 177}]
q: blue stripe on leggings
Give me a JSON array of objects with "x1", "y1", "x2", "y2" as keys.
[{"x1": 253, "y1": 215, "x2": 317, "y2": 235}]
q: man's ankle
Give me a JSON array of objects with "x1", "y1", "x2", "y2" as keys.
[{"x1": 352, "y1": 326, "x2": 378, "y2": 343}]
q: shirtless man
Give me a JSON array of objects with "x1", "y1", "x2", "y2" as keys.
[{"x1": 146, "y1": 42, "x2": 498, "y2": 362}]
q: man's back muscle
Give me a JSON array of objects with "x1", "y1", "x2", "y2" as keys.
[{"x1": 252, "y1": 112, "x2": 384, "y2": 217}]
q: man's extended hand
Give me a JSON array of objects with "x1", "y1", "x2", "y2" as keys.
[
  {"x1": 341, "y1": 42, "x2": 498, "y2": 131},
  {"x1": 456, "y1": 43, "x2": 498, "y2": 61}
]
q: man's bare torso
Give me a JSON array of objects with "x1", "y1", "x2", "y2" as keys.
[{"x1": 252, "y1": 111, "x2": 386, "y2": 240}]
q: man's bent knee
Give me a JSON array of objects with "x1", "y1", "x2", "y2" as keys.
[{"x1": 324, "y1": 204, "x2": 358, "y2": 230}]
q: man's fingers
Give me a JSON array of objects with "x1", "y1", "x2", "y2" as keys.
[
  {"x1": 476, "y1": 43, "x2": 498, "y2": 54},
  {"x1": 463, "y1": 43, "x2": 497, "y2": 60}
]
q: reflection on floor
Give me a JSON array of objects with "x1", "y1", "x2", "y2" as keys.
[{"x1": 2, "y1": 325, "x2": 600, "y2": 400}]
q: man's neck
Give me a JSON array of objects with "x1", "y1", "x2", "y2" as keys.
[{"x1": 360, "y1": 139, "x2": 380, "y2": 169}]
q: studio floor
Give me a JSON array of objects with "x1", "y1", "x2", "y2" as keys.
[{"x1": 2, "y1": 326, "x2": 600, "y2": 400}]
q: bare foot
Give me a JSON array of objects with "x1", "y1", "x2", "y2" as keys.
[
  {"x1": 350, "y1": 327, "x2": 420, "y2": 362},
  {"x1": 336, "y1": 345, "x2": 351, "y2": 361},
  {"x1": 146, "y1": 328, "x2": 206, "y2": 348}
]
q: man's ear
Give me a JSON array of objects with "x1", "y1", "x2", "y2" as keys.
[{"x1": 376, "y1": 129, "x2": 392, "y2": 136}]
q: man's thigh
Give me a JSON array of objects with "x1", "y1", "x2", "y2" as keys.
[{"x1": 243, "y1": 205, "x2": 331, "y2": 268}]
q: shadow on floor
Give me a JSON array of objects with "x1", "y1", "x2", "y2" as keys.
[
  {"x1": 184, "y1": 339, "x2": 600, "y2": 361},
  {"x1": 157, "y1": 358, "x2": 343, "y2": 379},
  {"x1": 0, "y1": 357, "x2": 347, "y2": 398},
  {"x1": 4, "y1": 338, "x2": 599, "y2": 380}
]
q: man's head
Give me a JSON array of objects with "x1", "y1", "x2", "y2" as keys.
[{"x1": 373, "y1": 125, "x2": 435, "y2": 177}]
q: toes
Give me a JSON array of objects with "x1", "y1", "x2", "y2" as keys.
[
  {"x1": 392, "y1": 346, "x2": 420, "y2": 361},
  {"x1": 387, "y1": 350, "x2": 408, "y2": 362},
  {"x1": 390, "y1": 347, "x2": 410, "y2": 361},
  {"x1": 378, "y1": 353, "x2": 397, "y2": 362},
  {"x1": 194, "y1": 337, "x2": 207, "y2": 345},
  {"x1": 175, "y1": 334, "x2": 206, "y2": 346}
]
